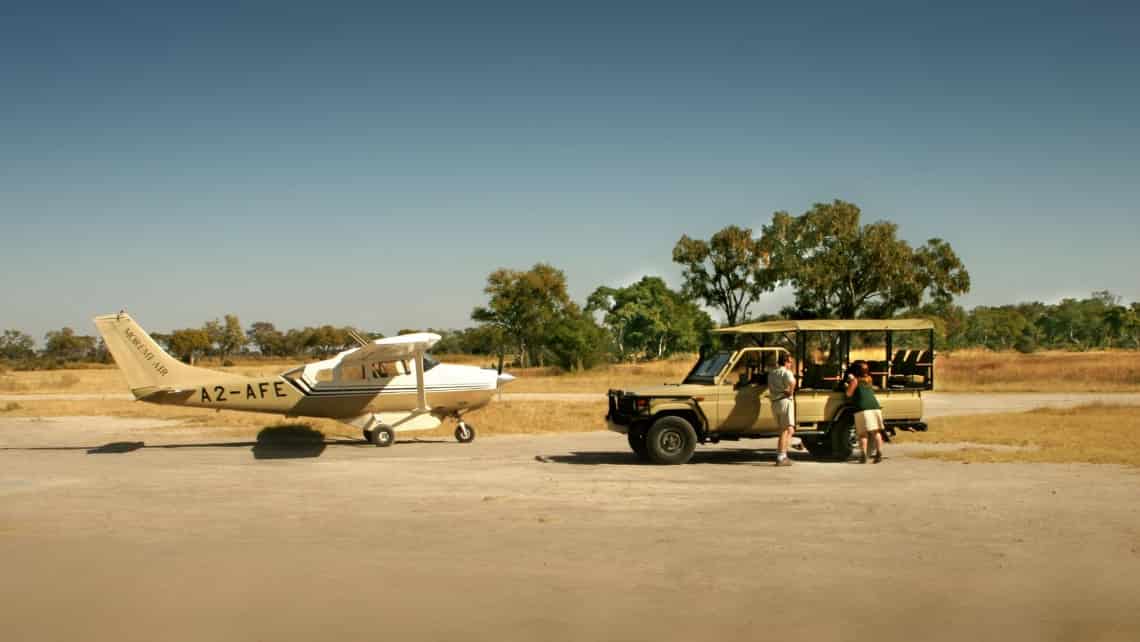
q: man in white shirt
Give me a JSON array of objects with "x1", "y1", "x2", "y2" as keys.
[{"x1": 767, "y1": 352, "x2": 797, "y2": 467}]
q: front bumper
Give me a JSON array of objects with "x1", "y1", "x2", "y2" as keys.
[{"x1": 606, "y1": 389, "x2": 642, "y2": 434}]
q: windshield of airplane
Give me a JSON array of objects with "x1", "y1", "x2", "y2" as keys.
[{"x1": 684, "y1": 351, "x2": 733, "y2": 383}]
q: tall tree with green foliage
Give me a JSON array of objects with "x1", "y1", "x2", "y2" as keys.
[
  {"x1": 587, "y1": 276, "x2": 713, "y2": 360},
  {"x1": 544, "y1": 311, "x2": 612, "y2": 371},
  {"x1": 672, "y1": 225, "x2": 775, "y2": 326},
  {"x1": 760, "y1": 200, "x2": 971, "y2": 318},
  {"x1": 472, "y1": 263, "x2": 575, "y2": 368}
]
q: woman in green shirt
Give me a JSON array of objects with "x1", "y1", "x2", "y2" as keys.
[{"x1": 845, "y1": 361, "x2": 885, "y2": 464}]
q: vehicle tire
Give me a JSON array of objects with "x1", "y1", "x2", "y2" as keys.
[
  {"x1": 802, "y1": 436, "x2": 831, "y2": 459},
  {"x1": 370, "y1": 425, "x2": 395, "y2": 447},
  {"x1": 829, "y1": 414, "x2": 856, "y2": 461},
  {"x1": 627, "y1": 427, "x2": 650, "y2": 461},
  {"x1": 455, "y1": 422, "x2": 475, "y2": 443},
  {"x1": 645, "y1": 416, "x2": 697, "y2": 465}
]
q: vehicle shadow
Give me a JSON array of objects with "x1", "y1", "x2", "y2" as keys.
[{"x1": 537, "y1": 448, "x2": 829, "y2": 466}]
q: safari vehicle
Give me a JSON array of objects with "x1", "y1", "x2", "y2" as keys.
[{"x1": 605, "y1": 319, "x2": 934, "y2": 464}]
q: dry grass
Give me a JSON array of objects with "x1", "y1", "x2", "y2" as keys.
[
  {"x1": 504, "y1": 355, "x2": 697, "y2": 393},
  {"x1": 3, "y1": 350, "x2": 1139, "y2": 396},
  {"x1": 936, "y1": 349, "x2": 1140, "y2": 392},
  {"x1": 894, "y1": 404, "x2": 1140, "y2": 466},
  {"x1": 0, "y1": 398, "x2": 606, "y2": 440}
]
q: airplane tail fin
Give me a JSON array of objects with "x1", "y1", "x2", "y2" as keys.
[{"x1": 92, "y1": 312, "x2": 211, "y2": 397}]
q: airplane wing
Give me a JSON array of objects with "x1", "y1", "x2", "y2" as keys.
[{"x1": 337, "y1": 332, "x2": 440, "y2": 369}]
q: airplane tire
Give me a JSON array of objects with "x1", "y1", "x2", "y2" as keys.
[
  {"x1": 370, "y1": 426, "x2": 395, "y2": 447},
  {"x1": 455, "y1": 422, "x2": 475, "y2": 443}
]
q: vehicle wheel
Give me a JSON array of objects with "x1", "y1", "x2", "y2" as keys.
[
  {"x1": 369, "y1": 425, "x2": 395, "y2": 447},
  {"x1": 829, "y1": 414, "x2": 856, "y2": 461},
  {"x1": 646, "y1": 416, "x2": 697, "y2": 465},
  {"x1": 362, "y1": 429, "x2": 370, "y2": 443},
  {"x1": 455, "y1": 421, "x2": 475, "y2": 443},
  {"x1": 627, "y1": 427, "x2": 649, "y2": 461}
]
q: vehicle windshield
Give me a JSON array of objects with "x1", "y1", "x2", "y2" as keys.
[
  {"x1": 684, "y1": 351, "x2": 733, "y2": 383},
  {"x1": 422, "y1": 354, "x2": 440, "y2": 372}
]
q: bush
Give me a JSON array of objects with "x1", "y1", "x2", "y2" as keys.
[{"x1": 1014, "y1": 336, "x2": 1038, "y2": 354}]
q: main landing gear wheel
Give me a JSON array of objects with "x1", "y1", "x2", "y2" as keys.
[
  {"x1": 369, "y1": 425, "x2": 395, "y2": 447},
  {"x1": 455, "y1": 421, "x2": 475, "y2": 443}
]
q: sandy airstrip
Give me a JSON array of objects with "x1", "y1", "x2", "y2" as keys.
[{"x1": 2, "y1": 394, "x2": 1139, "y2": 642}]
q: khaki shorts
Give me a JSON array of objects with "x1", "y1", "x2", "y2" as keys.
[
  {"x1": 771, "y1": 398, "x2": 795, "y2": 429},
  {"x1": 855, "y1": 409, "x2": 884, "y2": 436}
]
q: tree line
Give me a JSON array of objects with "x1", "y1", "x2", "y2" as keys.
[{"x1": 3, "y1": 200, "x2": 1137, "y2": 370}]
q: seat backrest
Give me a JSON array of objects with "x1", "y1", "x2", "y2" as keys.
[
  {"x1": 900, "y1": 350, "x2": 921, "y2": 374},
  {"x1": 891, "y1": 350, "x2": 907, "y2": 368},
  {"x1": 916, "y1": 350, "x2": 933, "y2": 365}
]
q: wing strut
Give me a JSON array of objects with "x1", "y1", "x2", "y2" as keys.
[{"x1": 413, "y1": 349, "x2": 430, "y2": 414}]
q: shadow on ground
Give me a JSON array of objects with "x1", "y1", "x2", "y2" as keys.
[
  {"x1": 536, "y1": 448, "x2": 829, "y2": 466},
  {"x1": 250, "y1": 425, "x2": 328, "y2": 459},
  {"x1": 3, "y1": 424, "x2": 384, "y2": 460}
]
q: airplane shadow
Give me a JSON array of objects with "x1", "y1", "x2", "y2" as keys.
[
  {"x1": 537, "y1": 448, "x2": 827, "y2": 466},
  {"x1": 3, "y1": 424, "x2": 382, "y2": 460}
]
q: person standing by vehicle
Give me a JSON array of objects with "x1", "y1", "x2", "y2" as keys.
[
  {"x1": 846, "y1": 361, "x2": 885, "y2": 463},
  {"x1": 768, "y1": 352, "x2": 797, "y2": 466}
]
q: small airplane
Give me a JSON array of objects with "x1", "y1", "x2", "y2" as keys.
[{"x1": 92, "y1": 312, "x2": 515, "y2": 446}]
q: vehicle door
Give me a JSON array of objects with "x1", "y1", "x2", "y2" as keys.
[{"x1": 717, "y1": 348, "x2": 776, "y2": 433}]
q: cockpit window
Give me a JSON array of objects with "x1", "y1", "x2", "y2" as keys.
[{"x1": 684, "y1": 351, "x2": 733, "y2": 383}]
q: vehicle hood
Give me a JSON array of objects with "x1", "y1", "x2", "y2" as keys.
[{"x1": 617, "y1": 383, "x2": 712, "y2": 397}]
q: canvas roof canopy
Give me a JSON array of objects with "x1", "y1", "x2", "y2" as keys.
[{"x1": 713, "y1": 319, "x2": 935, "y2": 334}]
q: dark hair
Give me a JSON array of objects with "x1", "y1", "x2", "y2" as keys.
[
  {"x1": 855, "y1": 361, "x2": 870, "y2": 377},
  {"x1": 777, "y1": 352, "x2": 790, "y2": 366}
]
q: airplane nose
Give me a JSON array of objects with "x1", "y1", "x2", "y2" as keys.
[{"x1": 497, "y1": 372, "x2": 516, "y2": 386}]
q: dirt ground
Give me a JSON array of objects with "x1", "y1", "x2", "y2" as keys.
[{"x1": 2, "y1": 417, "x2": 1139, "y2": 642}]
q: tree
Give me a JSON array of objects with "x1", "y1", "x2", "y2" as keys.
[
  {"x1": 247, "y1": 321, "x2": 286, "y2": 356},
  {"x1": 205, "y1": 314, "x2": 247, "y2": 361},
  {"x1": 587, "y1": 276, "x2": 712, "y2": 361},
  {"x1": 760, "y1": 200, "x2": 971, "y2": 318},
  {"x1": 544, "y1": 311, "x2": 612, "y2": 371},
  {"x1": 168, "y1": 328, "x2": 212, "y2": 364},
  {"x1": 672, "y1": 225, "x2": 775, "y2": 326},
  {"x1": 43, "y1": 327, "x2": 97, "y2": 362},
  {"x1": 0, "y1": 329, "x2": 35, "y2": 361},
  {"x1": 471, "y1": 263, "x2": 575, "y2": 368}
]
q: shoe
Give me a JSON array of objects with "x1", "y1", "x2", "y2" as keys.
[
  {"x1": 775, "y1": 457, "x2": 793, "y2": 467},
  {"x1": 859, "y1": 454, "x2": 868, "y2": 464},
  {"x1": 873, "y1": 452, "x2": 883, "y2": 464}
]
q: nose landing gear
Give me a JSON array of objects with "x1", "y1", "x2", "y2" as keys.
[{"x1": 455, "y1": 420, "x2": 475, "y2": 443}]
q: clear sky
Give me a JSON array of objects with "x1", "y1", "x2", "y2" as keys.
[{"x1": 3, "y1": 1, "x2": 1137, "y2": 340}]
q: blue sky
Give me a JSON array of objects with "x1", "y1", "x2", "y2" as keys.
[{"x1": 2, "y1": 1, "x2": 1137, "y2": 340}]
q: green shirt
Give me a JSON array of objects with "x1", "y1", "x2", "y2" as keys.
[{"x1": 851, "y1": 382, "x2": 881, "y2": 411}]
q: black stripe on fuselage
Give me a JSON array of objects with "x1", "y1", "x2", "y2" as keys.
[{"x1": 281, "y1": 377, "x2": 491, "y2": 397}]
